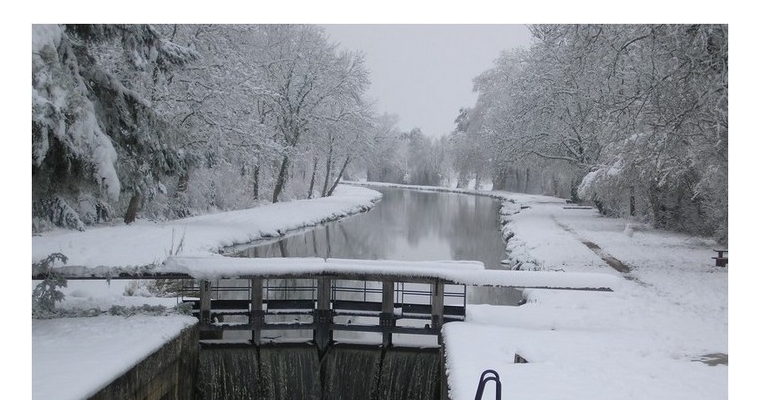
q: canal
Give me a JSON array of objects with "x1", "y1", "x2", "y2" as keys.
[
  {"x1": 231, "y1": 187, "x2": 505, "y2": 263},
  {"x1": 228, "y1": 186, "x2": 521, "y2": 305}
]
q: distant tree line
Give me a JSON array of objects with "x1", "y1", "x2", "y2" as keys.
[{"x1": 447, "y1": 25, "x2": 728, "y2": 243}]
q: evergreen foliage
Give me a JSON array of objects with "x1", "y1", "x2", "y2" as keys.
[{"x1": 32, "y1": 253, "x2": 68, "y2": 317}]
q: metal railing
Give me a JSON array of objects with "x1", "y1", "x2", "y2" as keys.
[
  {"x1": 178, "y1": 275, "x2": 467, "y2": 351},
  {"x1": 474, "y1": 369, "x2": 502, "y2": 400}
]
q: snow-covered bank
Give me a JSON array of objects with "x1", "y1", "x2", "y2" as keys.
[
  {"x1": 32, "y1": 185, "x2": 382, "y2": 268},
  {"x1": 33, "y1": 315, "x2": 196, "y2": 400},
  {"x1": 443, "y1": 191, "x2": 728, "y2": 400}
]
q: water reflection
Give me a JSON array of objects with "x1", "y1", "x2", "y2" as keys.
[{"x1": 232, "y1": 188, "x2": 521, "y2": 305}]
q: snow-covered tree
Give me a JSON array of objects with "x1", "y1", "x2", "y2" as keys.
[
  {"x1": 32, "y1": 24, "x2": 197, "y2": 231},
  {"x1": 32, "y1": 24, "x2": 377, "y2": 228},
  {"x1": 361, "y1": 113, "x2": 406, "y2": 183},
  {"x1": 241, "y1": 25, "x2": 372, "y2": 203},
  {"x1": 451, "y1": 24, "x2": 727, "y2": 243}
]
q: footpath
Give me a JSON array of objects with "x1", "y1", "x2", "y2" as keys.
[{"x1": 443, "y1": 192, "x2": 729, "y2": 400}]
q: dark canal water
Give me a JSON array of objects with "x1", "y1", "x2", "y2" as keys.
[{"x1": 228, "y1": 186, "x2": 520, "y2": 305}]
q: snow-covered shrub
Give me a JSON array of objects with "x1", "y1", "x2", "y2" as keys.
[
  {"x1": 76, "y1": 194, "x2": 115, "y2": 225},
  {"x1": 32, "y1": 253, "x2": 68, "y2": 317},
  {"x1": 32, "y1": 197, "x2": 85, "y2": 232},
  {"x1": 36, "y1": 307, "x2": 103, "y2": 319},
  {"x1": 108, "y1": 304, "x2": 168, "y2": 317},
  {"x1": 123, "y1": 280, "x2": 153, "y2": 297},
  {"x1": 181, "y1": 160, "x2": 267, "y2": 214}
]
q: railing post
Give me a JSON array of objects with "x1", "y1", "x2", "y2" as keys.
[
  {"x1": 199, "y1": 280, "x2": 211, "y2": 325},
  {"x1": 381, "y1": 280, "x2": 395, "y2": 347},
  {"x1": 432, "y1": 279, "x2": 445, "y2": 344},
  {"x1": 314, "y1": 277, "x2": 333, "y2": 354},
  {"x1": 250, "y1": 278, "x2": 264, "y2": 346}
]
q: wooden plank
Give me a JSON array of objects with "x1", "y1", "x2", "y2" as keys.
[
  {"x1": 265, "y1": 299, "x2": 315, "y2": 310},
  {"x1": 333, "y1": 300, "x2": 383, "y2": 312}
]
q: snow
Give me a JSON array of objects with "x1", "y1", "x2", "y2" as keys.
[
  {"x1": 44, "y1": 255, "x2": 616, "y2": 291},
  {"x1": 32, "y1": 24, "x2": 62, "y2": 54},
  {"x1": 28, "y1": 183, "x2": 733, "y2": 400},
  {"x1": 33, "y1": 315, "x2": 196, "y2": 400},
  {"x1": 32, "y1": 184, "x2": 382, "y2": 267},
  {"x1": 30, "y1": 277, "x2": 197, "y2": 400},
  {"x1": 161, "y1": 256, "x2": 490, "y2": 281},
  {"x1": 442, "y1": 191, "x2": 728, "y2": 400}
]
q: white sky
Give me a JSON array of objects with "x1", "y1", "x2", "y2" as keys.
[{"x1": 322, "y1": 24, "x2": 534, "y2": 138}]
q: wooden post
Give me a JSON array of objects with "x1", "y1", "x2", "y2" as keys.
[
  {"x1": 314, "y1": 277, "x2": 333, "y2": 354},
  {"x1": 250, "y1": 278, "x2": 264, "y2": 346},
  {"x1": 199, "y1": 280, "x2": 211, "y2": 325},
  {"x1": 381, "y1": 280, "x2": 395, "y2": 347},
  {"x1": 431, "y1": 280, "x2": 444, "y2": 344}
]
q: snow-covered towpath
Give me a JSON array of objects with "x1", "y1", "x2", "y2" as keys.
[{"x1": 444, "y1": 192, "x2": 729, "y2": 400}]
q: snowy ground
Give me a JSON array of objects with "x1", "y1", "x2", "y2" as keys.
[
  {"x1": 26, "y1": 183, "x2": 740, "y2": 399},
  {"x1": 443, "y1": 192, "x2": 729, "y2": 400}
]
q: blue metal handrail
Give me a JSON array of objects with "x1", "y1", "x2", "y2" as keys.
[{"x1": 474, "y1": 369, "x2": 502, "y2": 400}]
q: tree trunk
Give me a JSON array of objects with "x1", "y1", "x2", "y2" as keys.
[
  {"x1": 492, "y1": 167, "x2": 507, "y2": 191},
  {"x1": 124, "y1": 193, "x2": 141, "y2": 224},
  {"x1": 524, "y1": 168, "x2": 531, "y2": 193},
  {"x1": 321, "y1": 143, "x2": 334, "y2": 197},
  {"x1": 629, "y1": 186, "x2": 636, "y2": 216},
  {"x1": 307, "y1": 157, "x2": 318, "y2": 199},
  {"x1": 177, "y1": 172, "x2": 189, "y2": 193},
  {"x1": 272, "y1": 154, "x2": 290, "y2": 203},
  {"x1": 648, "y1": 182, "x2": 665, "y2": 228},
  {"x1": 327, "y1": 156, "x2": 351, "y2": 197},
  {"x1": 252, "y1": 165, "x2": 260, "y2": 201},
  {"x1": 456, "y1": 171, "x2": 467, "y2": 189},
  {"x1": 516, "y1": 168, "x2": 523, "y2": 193}
]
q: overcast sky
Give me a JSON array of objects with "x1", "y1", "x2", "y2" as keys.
[{"x1": 321, "y1": 25, "x2": 534, "y2": 138}]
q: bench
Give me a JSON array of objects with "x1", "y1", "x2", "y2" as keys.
[{"x1": 712, "y1": 249, "x2": 728, "y2": 267}]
